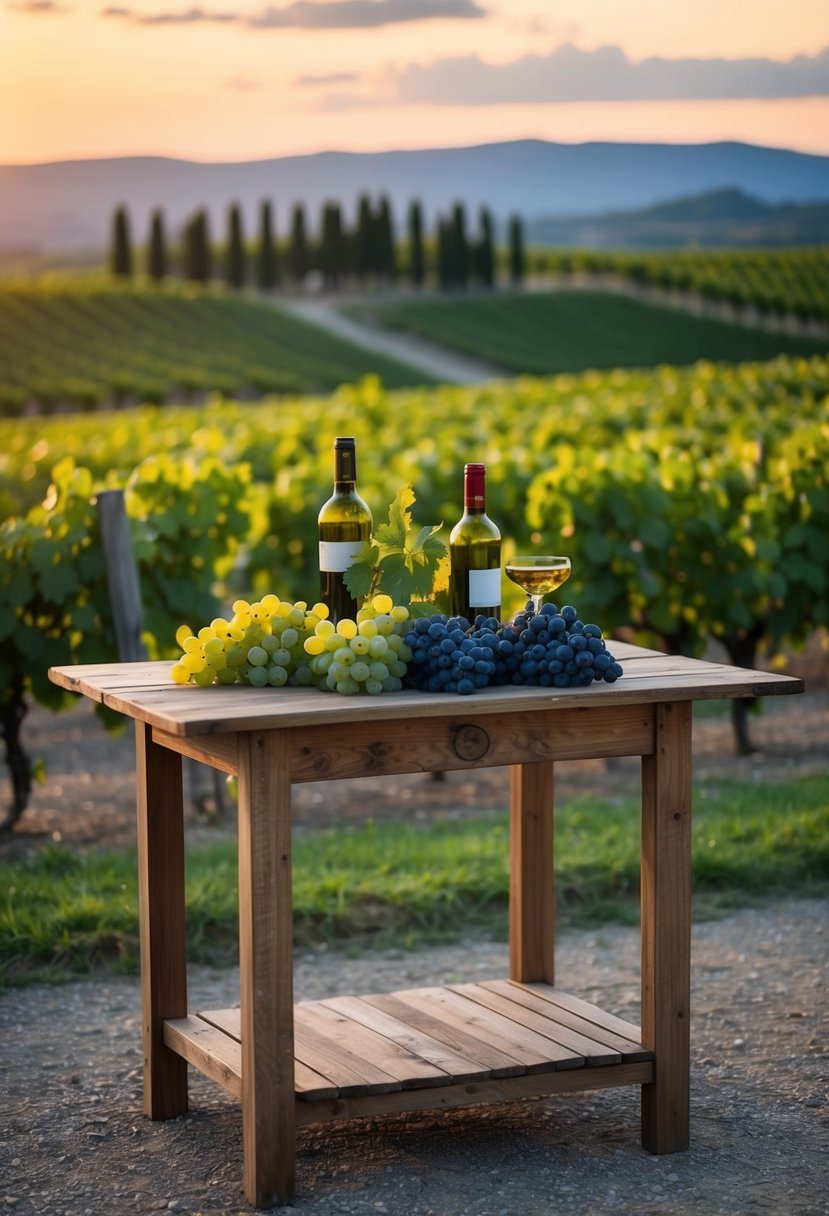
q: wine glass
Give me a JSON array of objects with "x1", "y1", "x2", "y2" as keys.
[{"x1": 505, "y1": 554, "x2": 571, "y2": 615}]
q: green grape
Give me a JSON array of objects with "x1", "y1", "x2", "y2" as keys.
[
  {"x1": 267, "y1": 665, "x2": 289, "y2": 687},
  {"x1": 261, "y1": 635, "x2": 279, "y2": 655},
  {"x1": 248, "y1": 646, "x2": 269, "y2": 667},
  {"x1": 248, "y1": 666, "x2": 269, "y2": 687},
  {"x1": 281, "y1": 627, "x2": 299, "y2": 649},
  {"x1": 369, "y1": 661, "x2": 389, "y2": 681},
  {"x1": 350, "y1": 636, "x2": 371, "y2": 656},
  {"x1": 350, "y1": 660, "x2": 371, "y2": 682},
  {"x1": 368, "y1": 635, "x2": 389, "y2": 659},
  {"x1": 294, "y1": 666, "x2": 314, "y2": 685},
  {"x1": 365, "y1": 678, "x2": 384, "y2": 695},
  {"x1": 216, "y1": 667, "x2": 237, "y2": 685},
  {"x1": 337, "y1": 676, "x2": 360, "y2": 695}
]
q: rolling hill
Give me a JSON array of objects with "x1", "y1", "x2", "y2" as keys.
[
  {"x1": 526, "y1": 188, "x2": 829, "y2": 248},
  {"x1": 2, "y1": 139, "x2": 829, "y2": 255}
]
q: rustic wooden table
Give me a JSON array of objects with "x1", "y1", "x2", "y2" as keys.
[{"x1": 50, "y1": 645, "x2": 802, "y2": 1208}]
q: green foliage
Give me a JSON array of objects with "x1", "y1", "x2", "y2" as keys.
[
  {"x1": 543, "y1": 245, "x2": 829, "y2": 323},
  {"x1": 0, "y1": 282, "x2": 429, "y2": 415},
  {"x1": 2, "y1": 352, "x2": 827, "y2": 694},
  {"x1": 370, "y1": 290, "x2": 828, "y2": 375},
  {"x1": 344, "y1": 484, "x2": 448, "y2": 604},
  {"x1": 3, "y1": 773, "x2": 827, "y2": 984}
]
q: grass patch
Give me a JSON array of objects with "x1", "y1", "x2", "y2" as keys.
[
  {"x1": 2, "y1": 773, "x2": 827, "y2": 987},
  {"x1": 358, "y1": 290, "x2": 829, "y2": 375}
]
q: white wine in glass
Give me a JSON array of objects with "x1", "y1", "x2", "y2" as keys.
[{"x1": 505, "y1": 554, "x2": 571, "y2": 614}]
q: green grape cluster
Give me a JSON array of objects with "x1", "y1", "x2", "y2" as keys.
[
  {"x1": 169, "y1": 593, "x2": 413, "y2": 697},
  {"x1": 303, "y1": 593, "x2": 413, "y2": 696}
]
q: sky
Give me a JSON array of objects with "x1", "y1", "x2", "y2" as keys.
[{"x1": 2, "y1": 0, "x2": 829, "y2": 165}]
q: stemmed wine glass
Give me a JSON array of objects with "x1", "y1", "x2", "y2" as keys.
[{"x1": 504, "y1": 554, "x2": 571, "y2": 615}]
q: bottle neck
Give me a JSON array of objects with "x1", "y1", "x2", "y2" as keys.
[
  {"x1": 333, "y1": 440, "x2": 357, "y2": 490},
  {"x1": 463, "y1": 464, "x2": 486, "y2": 512}
]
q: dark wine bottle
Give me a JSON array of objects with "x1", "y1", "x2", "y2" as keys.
[
  {"x1": 449, "y1": 462, "x2": 501, "y2": 623},
  {"x1": 318, "y1": 437, "x2": 372, "y2": 623}
]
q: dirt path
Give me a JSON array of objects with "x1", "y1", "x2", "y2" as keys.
[
  {"x1": 1, "y1": 898, "x2": 826, "y2": 1215},
  {"x1": 275, "y1": 294, "x2": 503, "y2": 385}
]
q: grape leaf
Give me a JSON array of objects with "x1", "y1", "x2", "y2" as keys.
[{"x1": 343, "y1": 484, "x2": 447, "y2": 605}]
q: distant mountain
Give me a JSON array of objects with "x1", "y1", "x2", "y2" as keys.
[
  {"x1": 526, "y1": 187, "x2": 829, "y2": 248},
  {"x1": 2, "y1": 139, "x2": 829, "y2": 254}
]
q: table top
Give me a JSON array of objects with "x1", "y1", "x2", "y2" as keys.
[{"x1": 48, "y1": 642, "x2": 803, "y2": 738}]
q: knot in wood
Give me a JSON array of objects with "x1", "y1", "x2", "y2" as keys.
[{"x1": 452, "y1": 724, "x2": 490, "y2": 761}]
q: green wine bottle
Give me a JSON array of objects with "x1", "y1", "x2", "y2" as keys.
[
  {"x1": 449, "y1": 463, "x2": 501, "y2": 623},
  {"x1": 318, "y1": 437, "x2": 372, "y2": 623}
]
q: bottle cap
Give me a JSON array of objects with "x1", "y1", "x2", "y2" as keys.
[{"x1": 464, "y1": 463, "x2": 486, "y2": 508}]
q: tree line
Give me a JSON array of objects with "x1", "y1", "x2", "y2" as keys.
[{"x1": 109, "y1": 197, "x2": 526, "y2": 291}]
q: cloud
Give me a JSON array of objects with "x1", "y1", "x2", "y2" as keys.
[
  {"x1": 225, "y1": 75, "x2": 262, "y2": 90},
  {"x1": 388, "y1": 43, "x2": 829, "y2": 105},
  {"x1": 103, "y1": 5, "x2": 235, "y2": 22},
  {"x1": 8, "y1": 1, "x2": 68, "y2": 12},
  {"x1": 101, "y1": 0, "x2": 485, "y2": 29},
  {"x1": 247, "y1": 0, "x2": 485, "y2": 29},
  {"x1": 296, "y1": 71, "x2": 362, "y2": 86}
]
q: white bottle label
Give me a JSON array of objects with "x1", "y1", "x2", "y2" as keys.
[
  {"x1": 468, "y1": 567, "x2": 501, "y2": 607},
  {"x1": 319, "y1": 540, "x2": 362, "y2": 573}
]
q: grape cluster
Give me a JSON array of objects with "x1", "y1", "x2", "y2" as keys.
[
  {"x1": 169, "y1": 593, "x2": 413, "y2": 696},
  {"x1": 403, "y1": 602, "x2": 623, "y2": 695}
]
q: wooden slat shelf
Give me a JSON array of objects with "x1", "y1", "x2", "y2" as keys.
[{"x1": 164, "y1": 979, "x2": 654, "y2": 1126}]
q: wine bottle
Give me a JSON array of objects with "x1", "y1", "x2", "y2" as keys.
[
  {"x1": 449, "y1": 462, "x2": 501, "y2": 623},
  {"x1": 318, "y1": 436, "x2": 372, "y2": 623}
]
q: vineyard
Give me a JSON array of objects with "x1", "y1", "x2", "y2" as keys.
[
  {"x1": 359, "y1": 289, "x2": 829, "y2": 376},
  {"x1": 3, "y1": 349, "x2": 828, "y2": 818},
  {"x1": 539, "y1": 246, "x2": 829, "y2": 324},
  {"x1": 0, "y1": 281, "x2": 429, "y2": 416}
]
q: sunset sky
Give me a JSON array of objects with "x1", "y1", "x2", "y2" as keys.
[{"x1": 2, "y1": 0, "x2": 829, "y2": 165}]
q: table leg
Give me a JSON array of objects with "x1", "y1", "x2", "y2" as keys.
[
  {"x1": 509, "y1": 761, "x2": 555, "y2": 984},
  {"x1": 237, "y1": 730, "x2": 295, "y2": 1208},
  {"x1": 640, "y1": 701, "x2": 692, "y2": 1153},
  {"x1": 135, "y1": 722, "x2": 188, "y2": 1119}
]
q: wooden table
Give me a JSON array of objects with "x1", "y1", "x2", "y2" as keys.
[{"x1": 50, "y1": 645, "x2": 802, "y2": 1208}]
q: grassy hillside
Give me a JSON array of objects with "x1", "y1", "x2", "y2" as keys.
[
  {"x1": 360, "y1": 290, "x2": 829, "y2": 376},
  {"x1": 0, "y1": 282, "x2": 432, "y2": 415}
]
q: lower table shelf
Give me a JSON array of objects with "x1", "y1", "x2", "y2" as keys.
[{"x1": 165, "y1": 979, "x2": 653, "y2": 1125}]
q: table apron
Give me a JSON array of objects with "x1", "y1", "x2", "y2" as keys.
[{"x1": 152, "y1": 702, "x2": 654, "y2": 783}]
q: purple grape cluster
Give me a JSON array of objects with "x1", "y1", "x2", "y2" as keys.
[{"x1": 403, "y1": 602, "x2": 623, "y2": 695}]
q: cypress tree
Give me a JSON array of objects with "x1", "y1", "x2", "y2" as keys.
[
  {"x1": 354, "y1": 193, "x2": 373, "y2": 284},
  {"x1": 147, "y1": 208, "x2": 167, "y2": 282},
  {"x1": 476, "y1": 206, "x2": 495, "y2": 288},
  {"x1": 436, "y1": 217, "x2": 451, "y2": 291},
  {"x1": 451, "y1": 202, "x2": 469, "y2": 289},
  {"x1": 226, "y1": 202, "x2": 246, "y2": 290},
  {"x1": 376, "y1": 194, "x2": 395, "y2": 281},
  {"x1": 509, "y1": 213, "x2": 525, "y2": 286},
  {"x1": 320, "y1": 201, "x2": 345, "y2": 289},
  {"x1": 184, "y1": 210, "x2": 211, "y2": 284},
  {"x1": 288, "y1": 203, "x2": 308, "y2": 286},
  {"x1": 110, "y1": 205, "x2": 133, "y2": 278},
  {"x1": 256, "y1": 199, "x2": 278, "y2": 291},
  {"x1": 407, "y1": 199, "x2": 424, "y2": 288}
]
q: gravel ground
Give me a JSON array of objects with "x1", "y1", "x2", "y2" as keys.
[{"x1": 1, "y1": 899, "x2": 827, "y2": 1216}]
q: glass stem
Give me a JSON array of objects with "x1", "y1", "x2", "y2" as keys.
[{"x1": 532, "y1": 594, "x2": 543, "y2": 615}]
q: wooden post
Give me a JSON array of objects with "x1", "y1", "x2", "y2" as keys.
[
  {"x1": 97, "y1": 488, "x2": 146, "y2": 661},
  {"x1": 509, "y1": 761, "x2": 555, "y2": 984},
  {"x1": 640, "y1": 701, "x2": 692, "y2": 1154},
  {"x1": 237, "y1": 729, "x2": 296, "y2": 1207},
  {"x1": 135, "y1": 722, "x2": 188, "y2": 1119}
]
